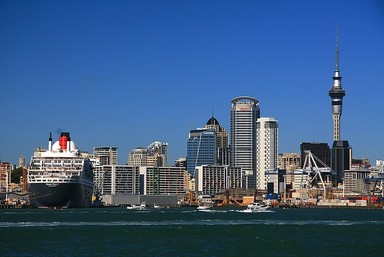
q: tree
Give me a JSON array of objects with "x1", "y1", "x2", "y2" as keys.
[{"x1": 11, "y1": 167, "x2": 24, "y2": 184}]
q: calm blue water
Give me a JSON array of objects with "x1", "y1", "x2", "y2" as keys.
[{"x1": 1, "y1": 207, "x2": 383, "y2": 257}]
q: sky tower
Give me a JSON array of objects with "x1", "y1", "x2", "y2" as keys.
[
  {"x1": 329, "y1": 31, "x2": 346, "y2": 142},
  {"x1": 329, "y1": 30, "x2": 351, "y2": 183}
]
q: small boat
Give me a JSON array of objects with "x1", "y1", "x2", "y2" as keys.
[
  {"x1": 139, "y1": 202, "x2": 147, "y2": 210},
  {"x1": 244, "y1": 202, "x2": 270, "y2": 212},
  {"x1": 126, "y1": 204, "x2": 140, "y2": 210},
  {"x1": 197, "y1": 194, "x2": 213, "y2": 210},
  {"x1": 127, "y1": 202, "x2": 147, "y2": 210},
  {"x1": 197, "y1": 205, "x2": 211, "y2": 210}
]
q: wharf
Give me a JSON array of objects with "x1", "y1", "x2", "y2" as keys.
[
  {"x1": 0, "y1": 203, "x2": 19, "y2": 209},
  {"x1": 0, "y1": 200, "x2": 30, "y2": 209}
]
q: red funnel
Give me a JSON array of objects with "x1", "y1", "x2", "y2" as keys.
[{"x1": 59, "y1": 133, "x2": 69, "y2": 150}]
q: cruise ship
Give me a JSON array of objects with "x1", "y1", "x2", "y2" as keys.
[{"x1": 27, "y1": 132, "x2": 93, "y2": 208}]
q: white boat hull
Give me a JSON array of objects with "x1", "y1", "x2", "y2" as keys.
[{"x1": 245, "y1": 202, "x2": 270, "y2": 212}]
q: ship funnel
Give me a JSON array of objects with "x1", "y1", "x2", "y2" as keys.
[{"x1": 59, "y1": 132, "x2": 70, "y2": 150}]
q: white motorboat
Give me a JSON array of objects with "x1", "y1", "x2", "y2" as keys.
[
  {"x1": 245, "y1": 202, "x2": 270, "y2": 212},
  {"x1": 127, "y1": 202, "x2": 147, "y2": 210},
  {"x1": 197, "y1": 205, "x2": 211, "y2": 210},
  {"x1": 139, "y1": 202, "x2": 147, "y2": 210},
  {"x1": 197, "y1": 194, "x2": 213, "y2": 210},
  {"x1": 126, "y1": 204, "x2": 140, "y2": 210}
]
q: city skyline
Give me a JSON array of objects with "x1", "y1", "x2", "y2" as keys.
[{"x1": 1, "y1": 0, "x2": 384, "y2": 165}]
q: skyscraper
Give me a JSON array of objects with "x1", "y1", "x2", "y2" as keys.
[
  {"x1": 331, "y1": 140, "x2": 352, "y2": 183},
  {"x1": 128, "y1": 147, "x2": 148, "y2": 167},
  {"x1": 256, "y1": 117, "x2": 278, "y2": 190},
  {"x1": 187, "y1": 128, "x2": 217, "y2": 174},
  {"x1": 230, "y1": 96, "x2": 260, "y2": 189},
  {"x1": 204, "y1": 116, "x2": 229, "y2": 165},
  {"x1": 127, "y1": 142, "x2": 168, "y2": 167},
  {"x1": 147, "y1": 141, "x2": 168, "y2": 167},
  {"x1": 300, "y1": 142, "x2": 331, "y2": 168}
]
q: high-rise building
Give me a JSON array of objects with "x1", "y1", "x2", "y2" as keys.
[
  {"x1": 175, "y1": 157, "x2": 187, "y2": 168},
  {"x1": 0, "y1": 162, "x2": 12, "y2": 193},
  {"x1": 18, "y1": 156, "x2": 25, "y2": 167},
  {"x1": 279, "y1": 153, "x2": 301, "y2": 171},
  {"x1": 230, "y1": 96, "x2": 260, "y2": 189},
  {"x1": 128, "y1": 142, "x2": 168, "y2": 167},
  {"x1": 331, "y1": 140, "x2": 352, "y2": 182},
  {"x1": 256, "y1": 117, "x2": 278, "y2": 190},
  {"x1": 204, "y1": 116, "x2": 229, "y2": 165},
  {"x1": 300, "y1": 142, "x2": 331, "y2": 168},
  {"x1": 187, "y1": 128, "x2": 217, "y2": 174},
  {"x1": 128, "y1": 147, "x2": 148, "y2": 167},
  {"x1": 147, "y1": 141, "x2": 168, "y2": 167},
  {"x1": 93, "y1": 147, "x2": 118, "y2": 165},
  {"x1": 279, "y1": 153, "x2": 301, "y2": 186}
]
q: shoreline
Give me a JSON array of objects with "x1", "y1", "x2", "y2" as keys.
[{"x1": 2, "y1": 203, "x2": 383, "y2": 210}]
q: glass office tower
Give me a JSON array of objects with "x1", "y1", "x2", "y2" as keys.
[{"x1": 187, "y1": 128, "x2": 217, "y2": 174}]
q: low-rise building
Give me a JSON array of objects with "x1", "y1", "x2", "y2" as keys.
[
  {"x1": 140, "y1": 166, "x2": 188, "y2": 196},
  {"x1": 344, "y1": 169, "x2": 370, "y2": 195},
  {"x1": 93, "y1": 165, "x2": 140, "y2": 195},
  {"x1": 195, "y1": 165, "x2": 243, "y2": 195}
]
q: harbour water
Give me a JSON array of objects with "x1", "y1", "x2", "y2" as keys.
[{"x1": 1, "y1": 207, "x2": 383, "y2": 256}]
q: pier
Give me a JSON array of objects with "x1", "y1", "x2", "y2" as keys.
[{"x1": 0, "y1": 203, "x2": 18, "y2": 209}]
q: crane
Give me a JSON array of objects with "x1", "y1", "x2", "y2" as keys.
[{"x1": 300, "y1": 150, "x2": 335, "y2": 199}]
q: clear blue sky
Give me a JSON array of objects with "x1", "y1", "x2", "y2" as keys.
[{"x1": 1, "y1": 0, "x2": 383, "y2": 165}]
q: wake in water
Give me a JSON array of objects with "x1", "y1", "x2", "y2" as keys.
[
  {"x1": 2, "y1": 208, "x2": 383, "y2": 257},
  {"x1": 2, "y1": 208, "x2": 384, "y2": 229},
  {"x1": 2, "y1": 219, "x2": 384, "y2": 228},
  {"x1": 236, "y1": 209, "x2": 275, "y2": 213},
  {"x1": 196, "y1": 209, "x2": 228, "y2": 213}
]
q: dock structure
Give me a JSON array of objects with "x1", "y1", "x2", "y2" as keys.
[{"x1": 0, "y1": 203, "x2": 18, "y2": 209}]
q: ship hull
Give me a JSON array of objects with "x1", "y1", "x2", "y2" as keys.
[{"x1": 28, "y1": 182, "x2": 92, "y2": 208}]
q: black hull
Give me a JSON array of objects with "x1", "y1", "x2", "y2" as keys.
[{"x1": 28, "y1": 183, "x2": 92, "y2": 208}]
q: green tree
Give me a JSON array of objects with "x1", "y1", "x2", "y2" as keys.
[{"x1": 11, "y1": 167, "x2": 24, "y2": 184}]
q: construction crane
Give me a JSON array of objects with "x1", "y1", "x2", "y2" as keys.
[{"x1": 300, "y1": 150, "x2": 335, "y2": 199}]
